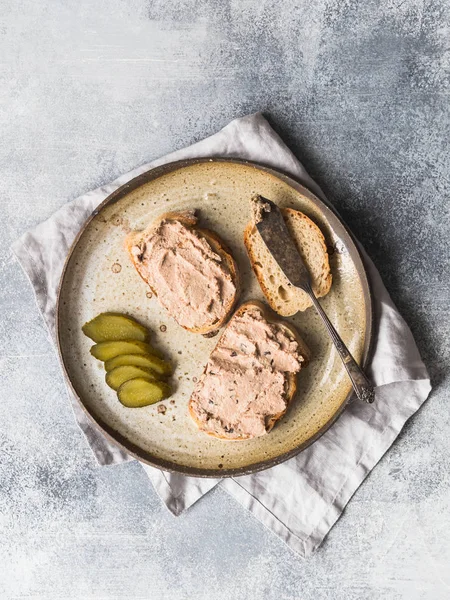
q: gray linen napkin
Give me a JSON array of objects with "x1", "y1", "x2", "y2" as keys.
[{"x1": 12, "y1": 113, "x2": 431, "y2": 557}]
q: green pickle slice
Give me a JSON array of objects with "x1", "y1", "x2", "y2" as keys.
[
  {"x1": 90, "y1": 340, "x2": 163, "y2": 361},
  {"x1": 82, "y1": 313, "x2": 148, "y2": 343},
  {"x1": 117, "y1": 378, "x2": 172, "y2": 408},
  {"x1": 105, "y1": 365, "x2": 156, "y2": 391},
  {"x1": 104, "y1": 352, "x2": 172, "y2": 376}
]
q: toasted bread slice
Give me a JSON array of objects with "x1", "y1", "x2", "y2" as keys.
[
  {"x1": 244, "y1": 207, "x2": 332, "y2": 316},
  {"x1": 188, "y1": 300, "x2": 309, "y2": 441},
  {"x1": 126, "y1": 211, "x2": 240, "y2": 334}
]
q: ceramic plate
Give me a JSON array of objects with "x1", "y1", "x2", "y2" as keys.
[{"x1": 57, "y1": 159, "x2": 373, "y2": 477}]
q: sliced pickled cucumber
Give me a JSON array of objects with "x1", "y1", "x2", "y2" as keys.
[
  {"x1": 117, "y1": 378, "x2": 172, "y2": 408},
  {"x1": 82, "y1": 313, "x2": 148, "y2": 343},
  {"x1": 106, "y1": 365, "x2": 156, "y2": 391},
  {"x1": 90, "y1": 340, "x2": 163, "y2": 362},
  {"x1": 104, "y1": 353, "x2": 172, "y2": 376}
]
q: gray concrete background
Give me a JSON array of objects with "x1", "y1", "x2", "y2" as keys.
[{"x1": 1, "y1": 0, "x2": 449, "y2": 598}]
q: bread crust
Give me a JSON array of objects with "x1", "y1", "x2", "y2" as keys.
[
  {"x1": 188, "y1": 300, "x2": 310, "y2": 440},
  {"x1": 244, "y1": 207, "x2": 332, "y2": 315},
  {"x1": 125, "y1": 212, "x2": 240, "y2": 334}
]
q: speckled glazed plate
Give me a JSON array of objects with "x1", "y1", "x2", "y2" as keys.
[{"x1": 57, "y1": 159, "x2": 373, "y2": 477}]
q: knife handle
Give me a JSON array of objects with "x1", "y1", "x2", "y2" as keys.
[{"x1": 306, "y1": 287, "x2": 375, "y2": 404}]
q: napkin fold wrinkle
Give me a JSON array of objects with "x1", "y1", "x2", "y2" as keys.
[{"x1": 12, "y1": 113, "x2": 431, "y2": 557}]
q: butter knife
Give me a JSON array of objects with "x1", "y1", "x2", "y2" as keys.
[{"x1": 253, "y1": 196, "x2": 375, "y2": 404}]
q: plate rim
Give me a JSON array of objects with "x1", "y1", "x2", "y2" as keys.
[{"x1": 56, "y1": 157, "x2": 374, "y2": 477}]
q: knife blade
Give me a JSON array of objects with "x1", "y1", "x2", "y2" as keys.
[{"x1": 253, "y1": 196, "x2": 311, "y2": 290}]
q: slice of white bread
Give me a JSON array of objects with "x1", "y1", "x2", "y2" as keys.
[
  {"x1": 244, "y1": 207, "x2": 332, "y2": 316},
  {"x1": 188, "y1": 300, "x2": 310, "y2": 441},
  {"x1": 125, "y1": 211, "x2": 240, "y2": 334}
]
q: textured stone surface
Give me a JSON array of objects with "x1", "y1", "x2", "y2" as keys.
[{"x1": 1, "y1": 0, "x2": 449, "y2": 598}]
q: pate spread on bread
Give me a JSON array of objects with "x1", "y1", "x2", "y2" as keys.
[
  {"x1": 189, "y1": 301, "x2": 309, "y2": 440},
  {"x1": 126, "y1": 211, "x2": 240, "y2": 334}
]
